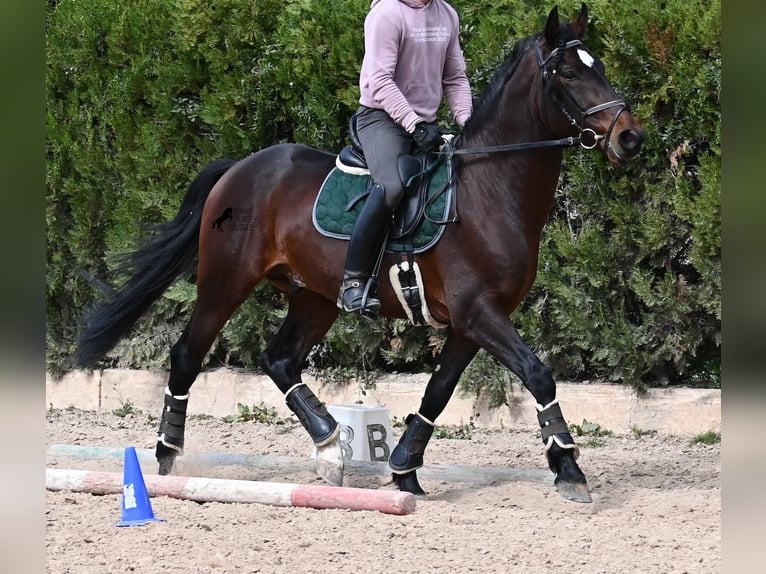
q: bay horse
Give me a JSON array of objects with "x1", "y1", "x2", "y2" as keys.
[{"x1": 75, "y1": 4, "x2": 643, "y2": 503}]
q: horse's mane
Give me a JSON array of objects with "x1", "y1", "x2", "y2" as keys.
[{"x1": 461, "y1": 35, "x2": 538, "y2": 140}]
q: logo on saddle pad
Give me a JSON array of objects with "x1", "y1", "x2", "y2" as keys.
[{"x1": 312, "y1": 157, "x2": 454, "y2": 254}]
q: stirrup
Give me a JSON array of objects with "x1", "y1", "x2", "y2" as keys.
[{"x1": 338, "y1": 277, "x2": 381, "y2": 318}]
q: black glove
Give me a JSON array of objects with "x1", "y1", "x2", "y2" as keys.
[{"x1": 412, "y1": 122, "x2": 443, "y2": 152}]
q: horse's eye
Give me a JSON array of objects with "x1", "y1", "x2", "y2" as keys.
[{"x1": 559, "y1": 69, "x2": 578, "y2": 81}]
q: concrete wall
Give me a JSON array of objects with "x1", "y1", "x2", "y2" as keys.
[{"x1": 46, "y1": 368, "x2": 721, "y2": 436}]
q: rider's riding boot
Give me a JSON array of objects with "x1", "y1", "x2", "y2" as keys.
[{"x1": 337, "y1": 183, "x2": 393, "y2": 318}]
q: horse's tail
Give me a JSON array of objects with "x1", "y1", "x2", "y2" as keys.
[{"x1": 74, "y1": 158, "x2": 237, "y2": 368}]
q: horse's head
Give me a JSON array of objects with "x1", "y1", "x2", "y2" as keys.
[{"x1": 538, "y1": 4, "x2": 644, "y2": 164}]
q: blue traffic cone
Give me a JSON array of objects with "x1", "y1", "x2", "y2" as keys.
[{"x1": 115, "y1": 446, "x2": 163, "y2": 527}]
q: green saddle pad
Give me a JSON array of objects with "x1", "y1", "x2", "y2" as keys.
[{"x1": 312, "y1": 161, "x2": 452, "y2": 253}]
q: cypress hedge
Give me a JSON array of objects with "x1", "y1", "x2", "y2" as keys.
[{"x1": 46, "y1": 0, "x2": 720, "y2": 392}]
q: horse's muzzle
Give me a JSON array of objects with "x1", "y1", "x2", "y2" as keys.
[{"x1": 606, "y1": 126, "x2": 644, "y2": 164}]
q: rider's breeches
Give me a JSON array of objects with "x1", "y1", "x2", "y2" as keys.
[{"x1": 355, "y1": 106, "x2": 412, "y2": 209}]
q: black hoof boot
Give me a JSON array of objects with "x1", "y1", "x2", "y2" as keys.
[
  {"x1": 156, "y1": 388, "x2": 188, "y2": 474},
  {"x1": 389, "y1": 413, "x2": 434, "y2": 491},
  {"x1": 285, "y1": 383, "x2": 339, "y2": 446},
  {"x1": 392, "y1": 470, "x2": 426, "y2": 495}
]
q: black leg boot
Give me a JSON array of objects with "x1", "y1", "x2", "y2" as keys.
[
  {"x1": 285, "y1": 383, "x2": 339, "y2": 446},
  {"x1": 337, "y1": 183, "x2": 393, "y2": 318},
  {"x1": 389, "y1": 412, "x2": 435, "y2": 472},
  {"x1": 389, "y1": 412, "x2": 435, "y2": 495},
  {"x1": 155, "y1": 387, "x2": 189, "y2": 475}
]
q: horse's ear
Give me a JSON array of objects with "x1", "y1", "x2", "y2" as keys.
[
  {"x1": 571, "y1": 3, "x2": 589, "y2": 39},
  {"x1": 544, "y1": 5, "x2": 560, "y2": 47}
]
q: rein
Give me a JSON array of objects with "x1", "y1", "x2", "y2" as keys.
[{"x1": 442, "y1": 133, "x2": 591, "y2": 157}]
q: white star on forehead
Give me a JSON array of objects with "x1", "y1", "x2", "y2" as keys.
[{"x1": 577, "y1": 49, "x2": 594, "y2": 68}]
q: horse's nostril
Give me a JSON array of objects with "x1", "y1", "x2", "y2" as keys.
[{"x1": 619, "y1": 129, "x2": 644, "y2": 152}]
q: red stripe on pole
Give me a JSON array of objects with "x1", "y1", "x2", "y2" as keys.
[{"x1": 290, "y1": 483, "x2": 416, "y2": 515}]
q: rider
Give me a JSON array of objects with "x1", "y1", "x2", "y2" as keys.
[{"x1": 337, "y1": 0, "x2": 473, "y2": 317}]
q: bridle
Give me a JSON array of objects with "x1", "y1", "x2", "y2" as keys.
[
  {"x1": 423, "y1": 35, "x2": 634, "y2": 225},
  {"x1": 536, "y1": 38, "x2": 628, "y2": 158},
  {"x1": 444, "y1": 35, "x2": 628, "y2": 158}
]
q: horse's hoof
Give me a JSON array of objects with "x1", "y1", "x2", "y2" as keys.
[
  {"x1": 158, "y1": 457, "x2": 175, "y2": 476},
  {"x1": 392, "y1": 471, "x2": 426, "y2": 495},
  {"x1": 315, "y1": 436, "x2": 344, "y2": 487},
  {"x1": 555, "y1": 480, "x2": 592, "y2": 503},
  {"x1": 156, "y1": 442, "x2": 177, "y2": 475}
]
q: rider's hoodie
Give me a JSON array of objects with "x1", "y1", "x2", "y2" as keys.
[{"x1": 358, "y1": 0, "x2": 473, "y2": 133}]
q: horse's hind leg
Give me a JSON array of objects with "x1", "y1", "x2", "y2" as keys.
[
  {"x1": 258, "y1": 287, "x2": 343, "y2": 485},
  {"x1": 156, "y1": 281, "x2": 256, "y2": 474},
  {"x1": 390, "y1": 331, "x2": 479, "y2": 494}
]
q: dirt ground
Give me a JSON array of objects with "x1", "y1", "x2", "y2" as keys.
[{"x1": 45, "y1": 407, "x2": 720, "y2": 574}]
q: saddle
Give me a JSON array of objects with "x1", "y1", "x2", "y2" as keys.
[
  {"x1": 314, "y1": 146, "x2": 454, "y2": 253},
  {"x1": 336, "y1": 113, "x2": 450, "y2": 240}
]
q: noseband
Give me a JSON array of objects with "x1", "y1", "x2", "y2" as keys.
[{"x1": 536, "y1": 38, "x2": 628, "y2": 159}]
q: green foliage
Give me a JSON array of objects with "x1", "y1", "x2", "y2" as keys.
[
  {"x1": 570, "y1": 418, "x2": 613, "y2": 447},
  {"x1": 433, "y1": 419, "x2": 475, "y2": 440},
  {"x1": 459, "y1": 350, "x2": 518, "y2": 408},
  {"x1": 510, "y1": 0, "x2": 721, "y2": 388},
  {"x1": 570, "y1": 419, "x2": 613, "y2": 438},
  {"x1": 222, "y1": 402, "x2": 285, "y2": 424},
  {"x1": 690, "y1": 430, "x2": 721, "y2": 446},
  {"x1": 112, "y1": 400, "x2": 140, "y2": 418},
  {"x1": 249, "y1": 0, "x2": 368, "y2": 147},
  {"x1": 47, "y1": 1, "x2": 719, "y2": 392},
  {"x1": 214, "y1": 285, "x2": 287, "y2": 368}
]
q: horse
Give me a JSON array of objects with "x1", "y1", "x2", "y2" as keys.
[{"x1": 74, "y1": 4, "x2": 643, "y2": 503}]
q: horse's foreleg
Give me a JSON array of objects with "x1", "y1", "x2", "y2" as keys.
[
  {"x1": 258, "y1": 288, "x2": 343, "y2": 485},
  {"x1": 517, "y1": 356, "x2": 590, "y2": 502},
  {"x1": 390, "y1": 331, "x2": 479, "y2": 494},
  {"x1": 464, "y1": 310, "x2": 590, "y2": 502}
]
